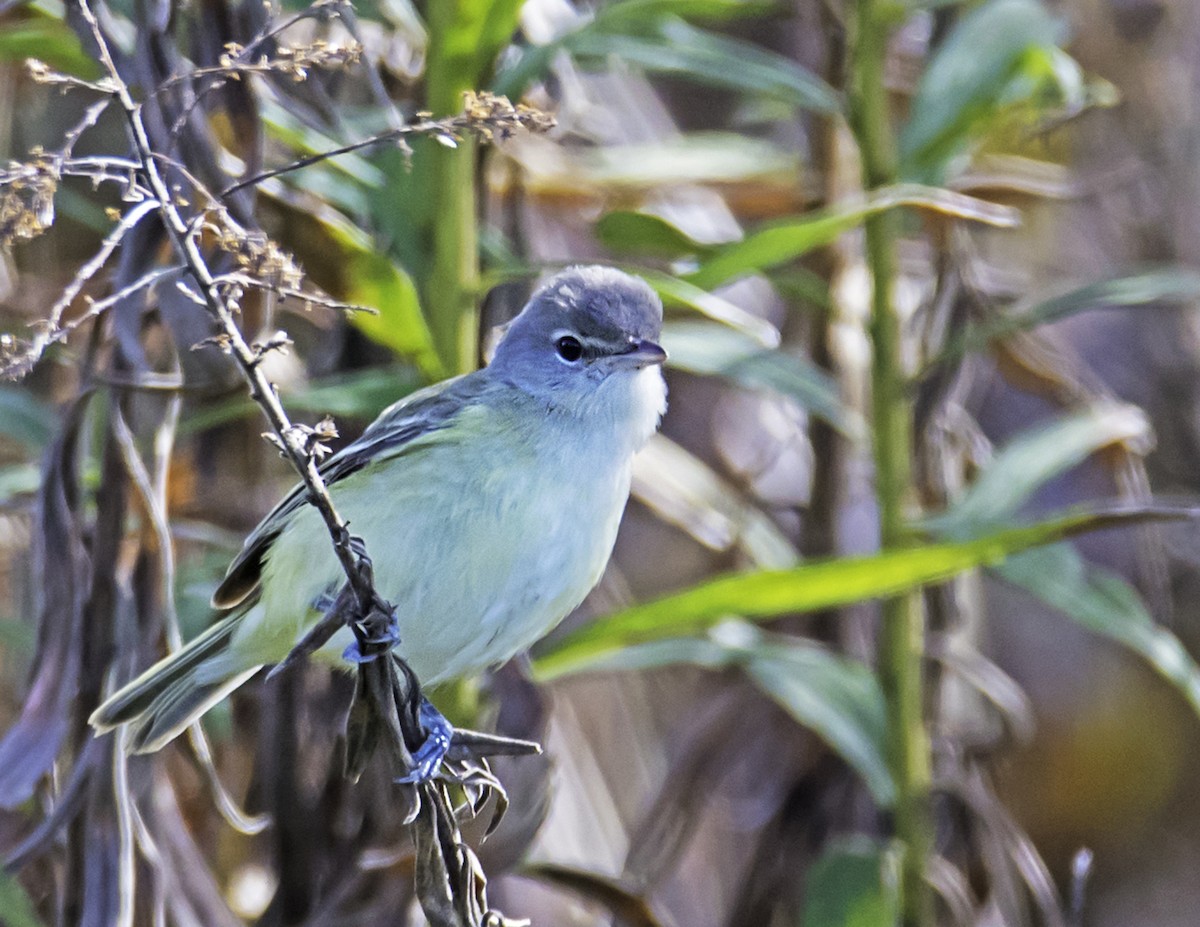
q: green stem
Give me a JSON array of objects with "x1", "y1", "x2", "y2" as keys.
[
  {"x1": 426, "y1": 138, "x2": 479, "y2": 375},
  {"x1": 848, "y1": 2, "x2": 934, "y2": 925},
  {"x1": 422, "y1": 1, "x2": 480, "y2": 375}
]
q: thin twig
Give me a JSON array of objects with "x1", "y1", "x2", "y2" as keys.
[
  {"x1": 220, "y1": 94, "x2": 554, "y2": 199},
  {"x1": 0, "y1": 200, "x2": 159, "y2": 379},
  {"x1": 212, "y1": 271, "x2": 375, "y2": 314},
  {"x1": 163, "y1": 0, "x2": 354, "y2": 140}
]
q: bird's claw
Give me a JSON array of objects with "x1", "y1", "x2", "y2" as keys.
[
  {"x1": 342, "y1": 611, "x2": 401, "y2": 663},
  {"x1": 394, "y1": 698, "x2": 453, "y2": 784}
]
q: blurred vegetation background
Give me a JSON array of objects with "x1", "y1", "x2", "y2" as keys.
[{"x1": 3, "y1": 0, "x2": 1200, "y2": 925}]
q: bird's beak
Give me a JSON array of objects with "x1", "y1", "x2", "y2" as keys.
[{"x1": 610, "y1": 339, "x2": 667, "y2": 369}]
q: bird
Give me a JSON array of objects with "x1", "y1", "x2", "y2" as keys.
[{"x1": 89, "y1": 265, "x2": 668, "y2": 759}]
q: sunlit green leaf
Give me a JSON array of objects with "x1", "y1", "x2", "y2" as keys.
[
  {"x1": 534, "y1": 507, "x2": 1167, "y2": 679},
  {"x1": 899, "y1": 0, "x2": 1065, "y2": 183},
  {"x1": 662, "y1": 322, "x2": 861, "y2": 436},
  {"x1": 344, "y1": 252, "x2": 438, "y2": 370},
  {"x1": 929, "y1": 404, "x2": 1151, "y2": 536},
  {"x1": 494, "y1": 0, "x2": 784, "y2": 99},
  {"x1": 802, "y1": 837, "x2": 900, "y2": 927},
  {"x1": 929, "y1": 407, "x2": 1200, "y2": 724},
  {"x1": 596, "y1": 212, "x2": 715, "y2": 260},
  {"x1": 572, "y1": 624, "x2": 893, "y2": 805},
  {"x1": 307, "y1": 216, "x2": 443, "y2": 378},
  {"x1": 567, "y1": 20, "x2": 839, "y2": 113},
  {"x1": 998, "y1": 546, "x2": 1200, "y2": 718},
  {"x1": 639, "y1": 269, "x2": 781, "y2": 346},
  {"x1": 573, "y1": 133, "x2": 800, "y2": 189},
  {"x1": 593, "y1": 0, "x2": 775, "y2": 27},
  {"x1": 0, "y1": 14, "x2": 99, "y2": 78},
  {"x1": 686, "y1": 184, "x2": 1017, "y2": 291}
]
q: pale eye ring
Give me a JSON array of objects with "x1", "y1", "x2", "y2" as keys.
[{"x1": 555, "y1": 335, "x2": 583, "y2": 363}]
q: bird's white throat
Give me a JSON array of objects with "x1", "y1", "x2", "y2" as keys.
[{"x1": 629, "y1": 365, "x2": 669, "y2": 448}]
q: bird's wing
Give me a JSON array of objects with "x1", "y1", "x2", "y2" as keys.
[{"x1": 210, "y1": 373, "x2": 484, "y2": 609}]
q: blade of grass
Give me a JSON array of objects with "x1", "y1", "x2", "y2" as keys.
[
  {"x1": 928, "y1": 267, "x2": 1200, "y2": 369},
  {"x1": 533, "y1": 507, "x2": 1177, "y2": 679},
  {"x1": 662, "y1": 321, "x2": 862, "y2": 437},
  {"x1": 684, "y1": 184, "x2": 1017, "y2": 291},
  {"x1": 997, "y1": 546, "x2": 1200, "y2": 718},
  {"x1": 927, "y1": 403, "x2": 1152, "y2": 536}
]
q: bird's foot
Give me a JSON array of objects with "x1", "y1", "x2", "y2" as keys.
[
  {"x1": 341, "y1": 610, "x2": 401, "y2": 664},
  {"x1": 395, "y1": 697, "x2": 454, "y2": 784}
]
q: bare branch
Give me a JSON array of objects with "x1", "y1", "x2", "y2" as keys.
[
  {"x1": 212, "y1": 271, "x2": 376, "y2": 315},
  {"x1": 0, "y1": 200, "x2": 160, "y2": 379},
  {"x1": 221, "y1": 91, "x2": 555, "y2": 199}
]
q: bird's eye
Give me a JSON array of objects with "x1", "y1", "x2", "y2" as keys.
[{"x1": 555, "y1": 335, "x2": 584, "y2": 362}]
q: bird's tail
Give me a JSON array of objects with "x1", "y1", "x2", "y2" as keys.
[{"x1": 89, "y1": 612, "x2": 261, "y2": 754}]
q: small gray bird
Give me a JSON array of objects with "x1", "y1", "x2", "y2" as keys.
[{"x1": 90, "y1": 266, "x2": 668, "y2": 756}]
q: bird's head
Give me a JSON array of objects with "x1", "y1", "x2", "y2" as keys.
[{"x1": 488, "y1": 266, "x2": 668, "y2": 444}]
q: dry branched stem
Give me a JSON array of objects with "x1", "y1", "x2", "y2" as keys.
[
  {"x1": 222, "y1": 90, "x2": 555, "y2": 198},
  {"x1": 75, "y1": 0, "x2": 378, "y2": 621}
]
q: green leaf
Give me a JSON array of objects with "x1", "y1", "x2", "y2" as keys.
[
  {"x1": 260, "y1": 99, "x2": 386, "y2": 193},
  {"x1": 923, "y1": 407, "x2": 1200, "y2": 722},
  {"x1": 567, "y1": 20, "x2": 839, "y2": 114},
  {"x1": 639, "y1": 269, "x2": 782, "y2": 347},
  {"x1": 686, "y1": 184, "x2": 1017, "y2": 291},
  {"x1": 662, "y1": 322, "x2": 861, "y2": 437},
  {"x1": 0, "y1": 14, "x2": 100, "y2": 78},
  {"x1": 346, "y1": 252, "x2": 442, "y2": 377},
  {"x1": 802, "y1": 837, "x2": 900, "y2": 927},
  {"x1": 591, "y1": 0, "x2": 775, "y2": 27},
  {"x1": 0, "y1": 870, "x2": 46, "y2": 927},
  {"x1": 493, "y1": 0, "x2": 779, "y2": 99},
  {"x1": 286, "y1": 366, "x2": 423, "y2": 420},
  {"x1": 308, "y1": 216, "x2": 442, "y2": 378},
  {"x1": 574, "y1": 132, "x2": 801, "y2": 189},
  {"x1": 574, "y1": 624, "x2": 893, "y2": 805},
  {"x1": 929, "y1": 403, "x2": 1151, "y2": 536},
  {"x1": 747, "y1": 639, "x2": 892, "y2": 805},
  {"x1": 0, "y1": 614, "x2": 37, "y2": 662},
  {"x1": 899, "y1": 0, "x2": 1065, "y2": 183},
  {"x1": 997, "y1": 546, "x2": 1200, "y2": 718},
  {"x1": 533, "y1": 507, "x2": 1164, "y2": 679},
  {"x1": 932, "y1": 268, "x2": 1200, "y2": 366},
  {"x1": 0, "y1": 388, "x2": 56, "y2": 451},
  {"x1": 595, "y1": 211, "x2": 715, "y2": 260}
]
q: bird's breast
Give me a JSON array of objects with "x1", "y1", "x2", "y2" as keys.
[{"x1": 253, "y1": 407, "x2": 636, "y2": 683}]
